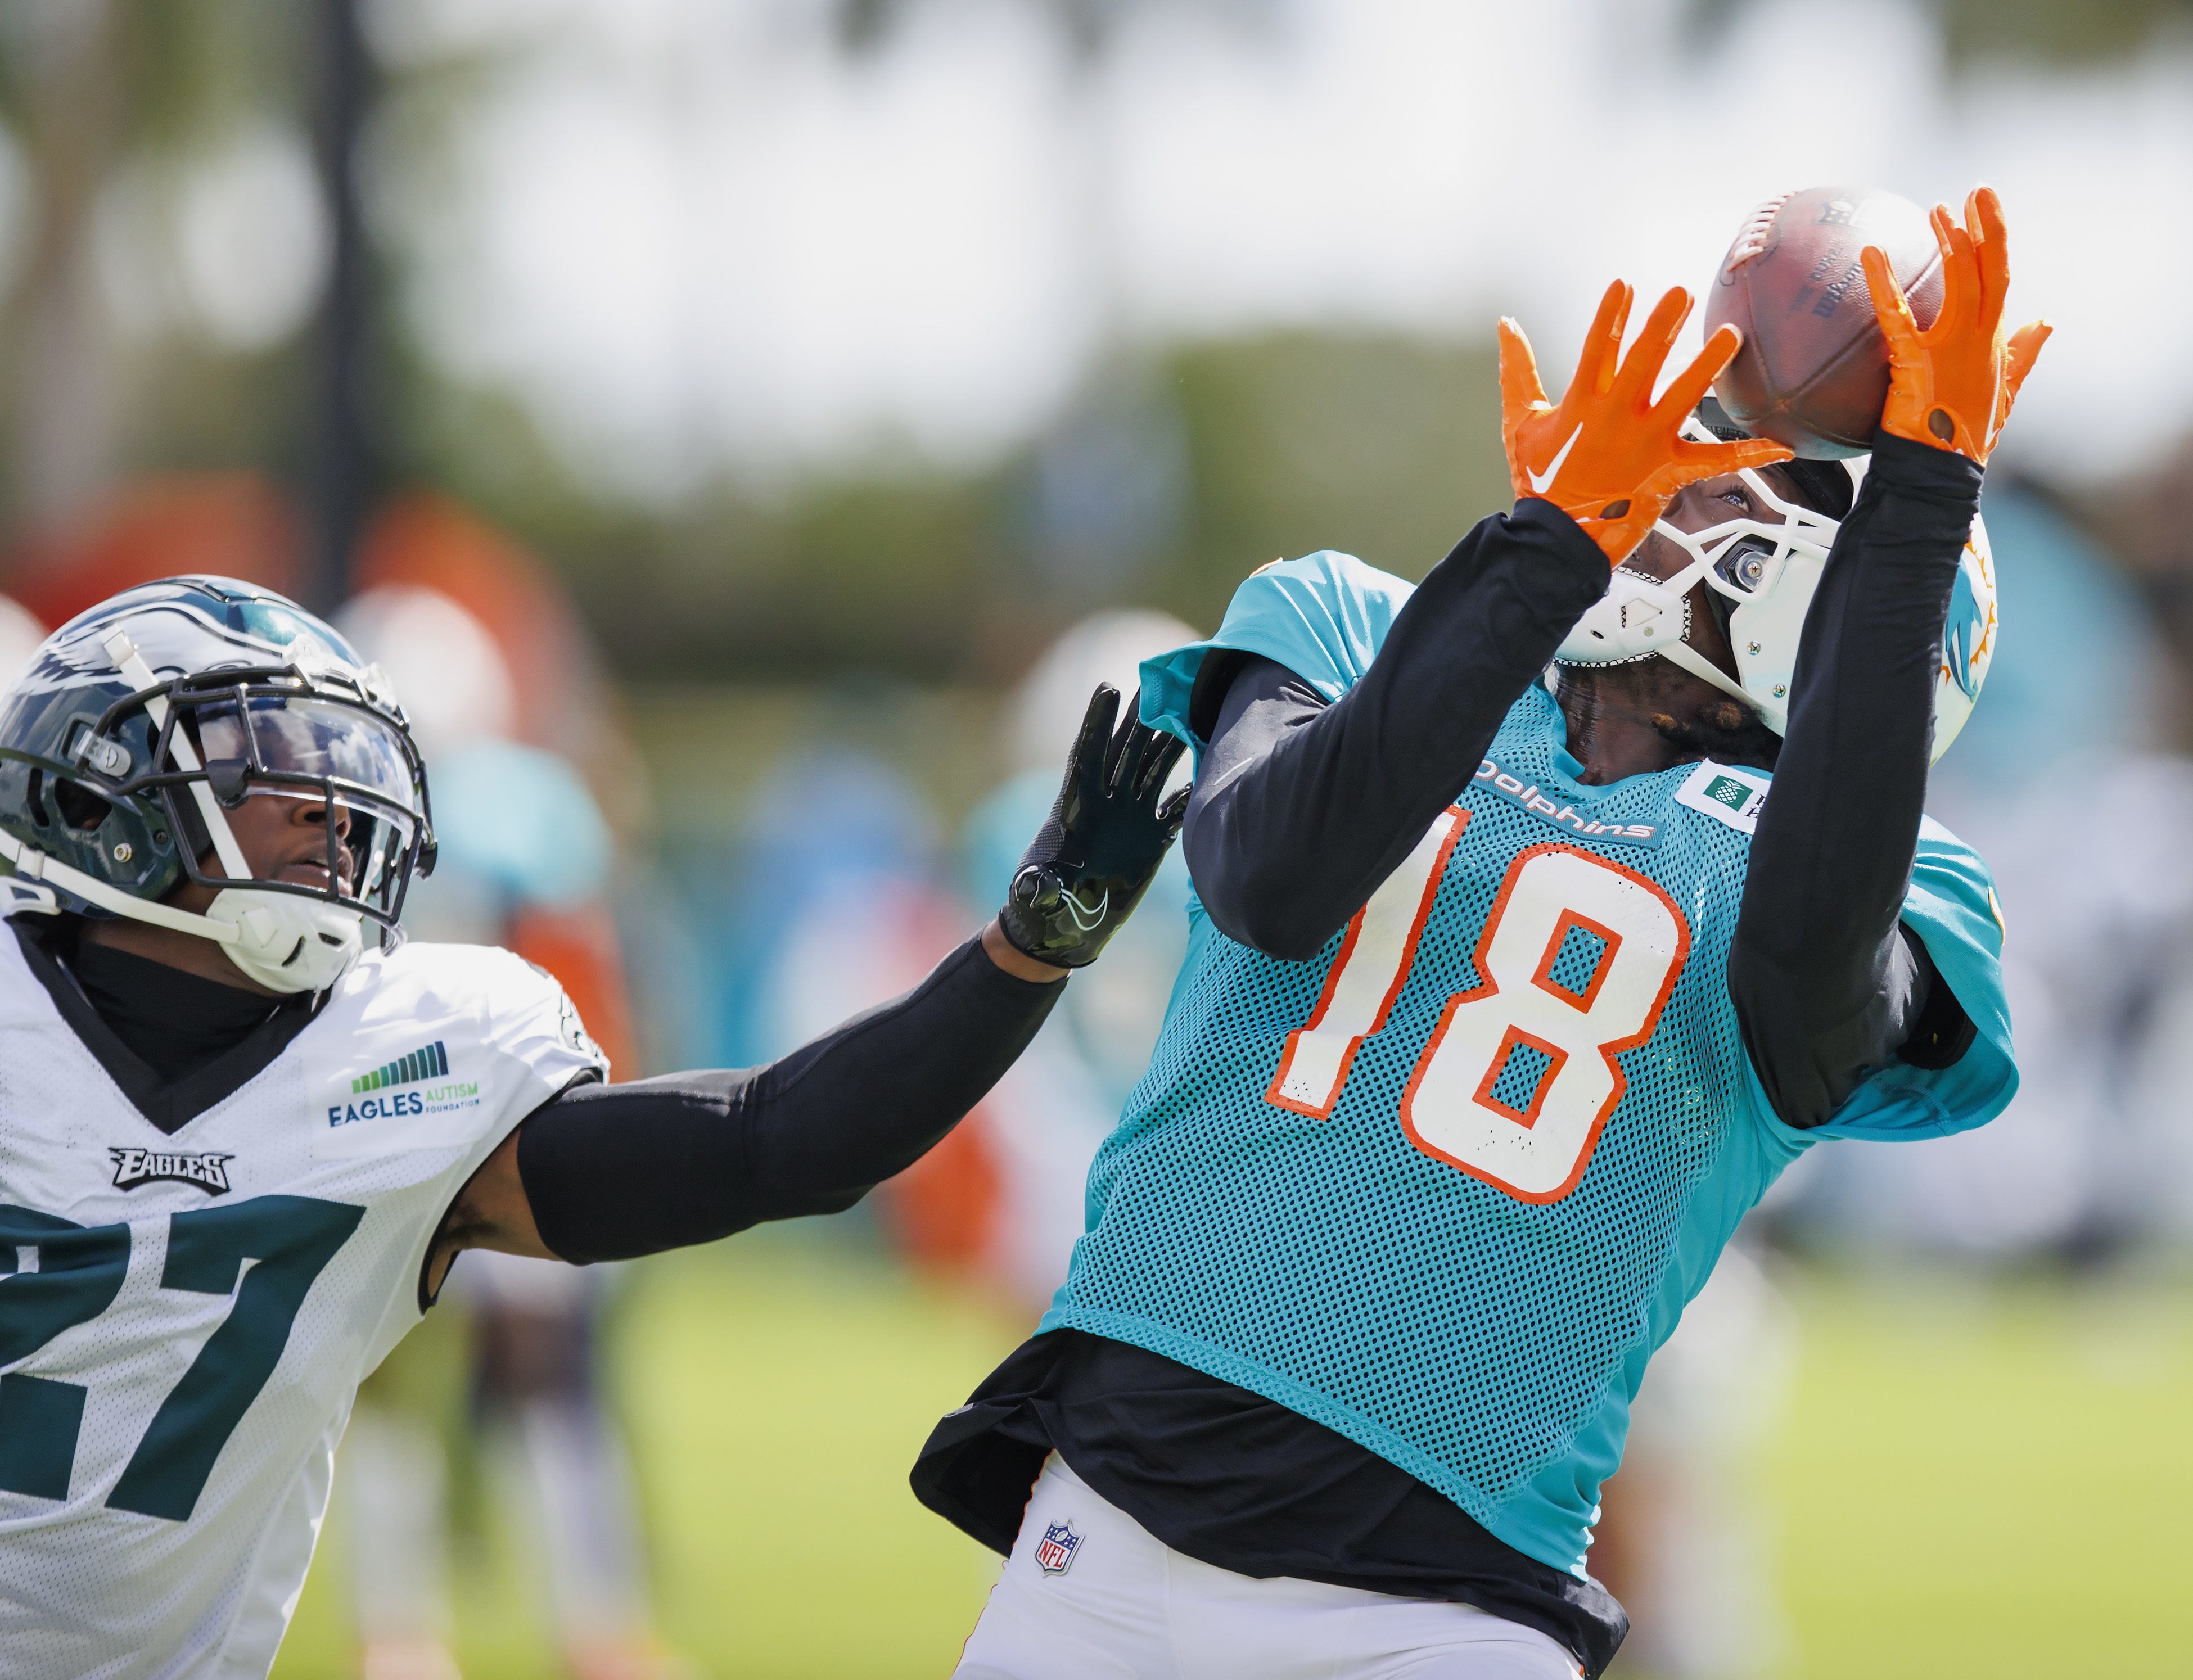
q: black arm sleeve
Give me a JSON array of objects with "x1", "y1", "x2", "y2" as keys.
[
  {"x1": 1727, "y1": 432, "x2": 1984, "y2": 1130},
  {"x1": 1183, "y1": 499, "x2": 1609, "y2": 959},
  {"x1": 515, "y1": 936, "x2": 1064, "y2": 1263}
]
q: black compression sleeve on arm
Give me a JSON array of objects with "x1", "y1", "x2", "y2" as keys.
[
  {"x1": 515, "y1": 937, "x2": 1064, "y2": 1263},
  {"x1": 1728, "y1": 432, "x2": 1984, "y2": 1129},
  {"x1": 1183, "y1": 500, "x2": 1609, "y2": 960}
]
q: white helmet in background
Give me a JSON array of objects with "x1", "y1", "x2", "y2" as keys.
[
  {"x1": 1554, "y1": 409, "x2": 1996, "y2": 762},
  {"x1": 1011, "y1": 608, "x2": 1200, "y2": 777},
  {"x1": 333, "y1": 585, "x2": 518, "y2": 753}
]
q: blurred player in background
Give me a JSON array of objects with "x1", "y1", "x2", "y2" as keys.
[
  {"x1": 918, "y1": 193, "x2": 2041, "y2": 1679},
  {"x1": 886, "y1": 610, "x2": 1195, "y2": 1311},
  {"x1": 739, "y1": 747, "x2": 967, "y2": 1094},
  {"x1": 333, "y1": 579, "x2": 682, "y2": 1680},
  {"x1": 1585, "y1": 1241, "x2": 1796, "y2": 1680},
  {"x1": 1788, "y1": 487, "x2": 2193, "y2": 1261}
]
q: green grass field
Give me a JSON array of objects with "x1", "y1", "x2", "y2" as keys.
[{"x1": 272, "y1": 1237, "x2": 2193, "y2": 1680}]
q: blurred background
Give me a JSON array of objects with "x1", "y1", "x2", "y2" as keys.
[{"x1": 0, "y1": 0, "x2": 2189, "y2": 1675}]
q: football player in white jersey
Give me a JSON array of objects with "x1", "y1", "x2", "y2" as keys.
[{"x1": 0, "y1": 576, "x2": 1186, "y2": 1679}]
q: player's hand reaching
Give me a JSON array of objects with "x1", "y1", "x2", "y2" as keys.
[
  {"x1": 997, "y1": 684, "x2": 1188, "y2": 970},
  {"x1": 1862, "y1": 186, "x2": 2050, "y2": 465},
  {"x1": 1499, "y1": 281, "x2": 1793, "y2": 564}
]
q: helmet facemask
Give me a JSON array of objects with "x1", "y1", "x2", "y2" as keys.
[
  {"x1": 106, "y1": 640, "x2": 432, "y2": 991},
  {"x1": 1554, "y1": 425, "x2": 1861, "y2": 737}
]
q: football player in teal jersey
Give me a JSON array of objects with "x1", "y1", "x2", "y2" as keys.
[{"x1": 915, "y1": 191, "x2": 2046, "y2": 1679}]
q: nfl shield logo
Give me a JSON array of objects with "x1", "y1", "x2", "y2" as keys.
[{"x1": 1034, "y1": 1519, "x2": 1081, "y2": 1575}]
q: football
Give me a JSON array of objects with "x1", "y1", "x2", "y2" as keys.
[{"x1": 1704, "y1": 184, "x2": 1944, "y2": 458}]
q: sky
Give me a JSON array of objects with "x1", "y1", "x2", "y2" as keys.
[{"x1": 364, "y1": 0, "x2": 2193, "y2": 496}]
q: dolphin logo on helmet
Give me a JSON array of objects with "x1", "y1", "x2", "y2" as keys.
[{"x1": 1942, "y1": 554, "x2": 1993, "y2": 704}]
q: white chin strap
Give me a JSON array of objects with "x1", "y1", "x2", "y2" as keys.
[
  {"x1": 1554, "y1": 561, "x2": 1757, "y2": 711},
  {"x1": 0, "y1": 633, "x2": 366, "y2": 995}
]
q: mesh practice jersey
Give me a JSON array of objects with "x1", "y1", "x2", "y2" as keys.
[
  {"x1": 0, "y1": 929, "x2": 604, "y2": 1678},
  {"x1": 1038, "y1": 550, "x2": 2017, "y2": 1577}
]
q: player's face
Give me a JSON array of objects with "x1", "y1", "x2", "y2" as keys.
[
  {"x1": 225, "y1": 792, "x2": 355, "y2": 894},
  {"x1": 1650, "y1": 469, "x2": 1789, "y2": 549},
  {"x1": 171, "y1": 792, "x2": 356, "y2": 913},
  {"x1": 165, "y1": 694, "x2": 416, "y2": 913}
]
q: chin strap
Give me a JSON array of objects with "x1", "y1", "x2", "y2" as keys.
[
  {"x1": 0, "y1": 821, "x2": 363, "y2": 993},
  {"x1": 1646, "y1": 628, "x2": 1758, "y2": 713},
  {"x1": 1551, "y1": 636, "x2": 1759, "y2": 716},
  {"x1": 0, "y1": 824, "x2": 243, "y2": 942}
]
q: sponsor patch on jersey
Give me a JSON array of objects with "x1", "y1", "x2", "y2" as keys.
[
  {"x1": 1034, "y1": 1519, "x2": 1081, "y2": 1575},
  {"x1": 350, "y1": 1039, "x2": 451, "y2": 1094},
  {"x1": 108, "y1": 1146, "x2": 233, "y2": 1195},
  {"x1": 309, "y1": 1036, "x2": 486, "y2": 1158},
  {"x1": 1471, "y1": 757, "x2": 1663, "y2": 848},
  {"x1": 1673, "y1": 761, "x2": 1770, "y2": 834}
]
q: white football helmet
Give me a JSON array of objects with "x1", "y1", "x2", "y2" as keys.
[{"x1": 1553, "y1": 419, "x2": 1995, "y2": 762}]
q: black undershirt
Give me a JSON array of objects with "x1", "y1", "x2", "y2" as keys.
[
  {"x1": 914, "y1": 1329, "x2": 1627, "y2": 1673},
  {"x1": 913, "y1": 435, "x2": 1986, "y2": 1677},
  {"x1": 64, "y1": 937, "x2": 286, "y2": 1082},
  {"x1": 17, "y1": 920, "x2": 322, "y2": 1135}
]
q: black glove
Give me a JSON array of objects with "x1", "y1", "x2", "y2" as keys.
[{"x1": 998, "y1": 684, "x2": 1190, "y2": 969}]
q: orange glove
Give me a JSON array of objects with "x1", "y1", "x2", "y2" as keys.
[
  {"x1": 1861, "y1": 187, "x2": 2050, "y2": 464},
  {"x1": 1499, "y1": 281, "x2": 1792, "y2": 565}
]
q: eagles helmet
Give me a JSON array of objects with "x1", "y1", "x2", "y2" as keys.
[
  {"x1": 0, "y1": 576, "x2": 435, "y2": 992},
  {"x1": 1554, "y1": 403, "x2": 1996, "y2": 761}
]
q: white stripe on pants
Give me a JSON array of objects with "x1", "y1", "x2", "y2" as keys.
[{"x1": 954, "y1": 1455, "x2": 1584, "y2": 1680}]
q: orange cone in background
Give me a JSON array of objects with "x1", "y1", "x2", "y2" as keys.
[
  {"x1": 507, "y1": 901, "x2": 637, "y2": 1081},
  {"x1": 353, "y1": 495, "x2": 643, "y2": 835}
]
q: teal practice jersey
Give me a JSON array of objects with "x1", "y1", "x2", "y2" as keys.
[{"x1": 1037, "y1": 550, "x2": 2018, "y2": 1578}]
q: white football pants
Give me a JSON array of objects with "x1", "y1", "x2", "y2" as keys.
[{"x1": 954, "y1": 1455, "x2": 1584, "y2": 1680}]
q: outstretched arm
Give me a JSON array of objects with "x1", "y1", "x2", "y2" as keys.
[
  {"x1": 428, "y1": 689, "x2": 1185, "y2": 1284},
  {"x1": 1726, "y1": 435, "x2": 1980, "y2": 1127},
  {"x1": 1186, "y1": 504, "x2": 1607, "y2": 959},
  {"x1": 440, "y1": 922, "x2": 1063, "y2": 1272},
  {"x1": 1730, "y1": 187, "x2": 2045, "y2": 1128}
]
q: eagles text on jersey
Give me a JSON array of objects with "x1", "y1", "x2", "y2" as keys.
[{"x1": 0, "y1": 937, "x2": 604, "y2": 1679}]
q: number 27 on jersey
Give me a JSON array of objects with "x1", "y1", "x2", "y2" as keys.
[{"x1": 1266, "y1": 810, "x2": 1692, "y2": 1203}]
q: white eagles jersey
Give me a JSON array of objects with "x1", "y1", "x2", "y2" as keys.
[{"x1": 0, "y1": 925, "x2": 606, "y2": 1679}]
